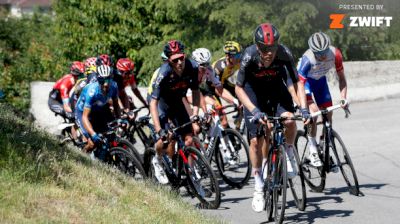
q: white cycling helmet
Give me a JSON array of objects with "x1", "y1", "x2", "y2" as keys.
[
  {"x1": 308, "y1": 32, "x2": 331, "y2": 52},
  {"x1": 192, "y1": 48, "x2": 212, "y2": 65},
  {"x1": 96, "y1": 65, "x2": 112, "y2": 81}
]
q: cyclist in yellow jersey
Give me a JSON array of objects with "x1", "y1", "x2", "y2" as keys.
[{"x1": 212, "y1": 41, "x2": 242, "y2": 97}]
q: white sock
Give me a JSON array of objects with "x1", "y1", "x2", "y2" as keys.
[
  {"x1": 262, "y1": 158, "x2": 268, "y2": 168},
  {"x1": 253, "y1": 168, "x2": 264, "y2": 191}
]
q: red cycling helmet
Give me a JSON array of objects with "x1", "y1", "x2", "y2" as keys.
[
  {"x1": 70, "y1": 61, "x2": 85, "y2": 76},
  {"x1": 116, "y1": 58, "x2": 135, "y2": 75},
  {"x1": 163, "y1": 40, "x2": 185, "y2": 59},
  {"x1": 96, "y1": 54, "x2": 112, "y2": 66},
  {"x1": 254, "y1": 23, "x2": 280, "y2": 52},
  {"x1": 84, "y1": 57, "x2": 97, "y2": 68}
]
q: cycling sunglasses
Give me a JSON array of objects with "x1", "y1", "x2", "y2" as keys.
[
  {"x1": 171, "y1": 55, "x2": 185, "y2": 64},
  {"x1": 257, "y1": 43, "x2": 279, "y2": 53},
  {"x1": 199, "y1": 62, "x2": 210, "y2": 67},
  {"x1": 98, "y1": 77, "x2": 112, "y2": 85},
  {"x1": 226, "y1": 53, "x2": 241, "y2": 60},
  {"x1": 314, "y1": 48, "x2": 330, "y2": 58}
]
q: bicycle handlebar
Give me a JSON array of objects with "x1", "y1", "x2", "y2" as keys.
[{"x1": 310, "y1": 100, "x2": 351, "y2": 118}]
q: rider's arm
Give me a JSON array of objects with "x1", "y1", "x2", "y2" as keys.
[
  {"x1": 335, "y1": 48, "x2": 347, "y2": 100},
  {"x1": 191, "y1": 89, "x2": 201, "y2": 116},
  {"x1": 82, "y1": 107, "x2": 95, "y2": 136},
  {"x1": 150, "y1": 98, "x2": 161, "y2": 132}
]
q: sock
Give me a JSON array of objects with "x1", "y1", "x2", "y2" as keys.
[
  {"x1": 253, "y1": 167, "x2": 264, "y2": 191},
  {"x1": 308, "y1": 136, "x2": 317, "y2": 146}
]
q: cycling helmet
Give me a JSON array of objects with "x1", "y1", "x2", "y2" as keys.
[
  {"x1": 70, "y1": 61, "x2": 85, "y2": 76},
  {"x1": 254, "y1": 23, "x2": 280, "y2": 51},
  {"x1": 161, "y1": 52, "x2": 168, "y2": 61},
  {"x1": 116, "y1": 58, "x2": 135, "y2": 75},
  {"x1": 308, "y1": 32, "x2": 331, "y2": 52},
  {"x1": 84, "y1": 57, "x2": 97, "y2": 74},
  {"x1": 96, "y1": 65, "x2": 112, "y2": 83},
  {"x1": 163, "y1": 40, "x2": 185, "y2": 59},
  {"x1": 192, "y1": 48, "x2": 212, "y2": 65},
  {"x1": 223, "y1": 41, "x2": 242, "y2": 55},
  {"x1": 96, "y1": 54, "x2": 112, "y2": 66}
]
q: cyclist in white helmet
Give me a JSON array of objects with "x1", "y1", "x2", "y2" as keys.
[
  {"x1": 297, "y1": 32, "x2": 348, "y2": 171},
  {"x1": 187, "y1": 48, "x2": 239, "y2": 128},
  {"x1": 75, "y1": 65, "x2": 121, "y2": 155}
]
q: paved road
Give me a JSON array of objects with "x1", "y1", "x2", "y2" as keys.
[{"x1": 203, "y1": 98, "x2": 400, "y2": 224}]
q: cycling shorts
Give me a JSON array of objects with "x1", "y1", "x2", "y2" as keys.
[
  {"x1": 304, "y1": 77, "x2": 333, "y2": 108},
  {"x1": 75, "y1": 107, "x2": 114, "y2": 138}
]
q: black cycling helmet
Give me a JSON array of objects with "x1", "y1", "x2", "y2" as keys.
[
  {"x1": 254, "y1": 23, "x2": 280, "y2": 52},
  {"x1": 163, "y1": 40, "x2": 185, "y2": 59}
]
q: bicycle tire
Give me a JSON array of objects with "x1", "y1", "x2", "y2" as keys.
[
  {"x1": 263, "y1": 159, "x2": 273, "y2": 222},
  {"x1": 330, "y1": 130, "x2": 360, "y2": 196},
  {"x1": 288, "y1": 146, "x2": 307, "y2": 211},
  {"x1": 273, "y1": 145, "x2": 288, "y2": 224},
  {"x1": 108, "y1": 147, "x2": 147, "y2": 180},
  {"x1": 184, "y1": 146, "x2": 221, "y2": 209},
  {"x1": 214, "y1": 128, "x2": 251, "y2": 188},
  {"x1": 143, "y1": 147, "x2": 156, "y2": 180},
  {"x1": 295, "y1": 129, "x2": 326, "y2": 192},
  {"x1": 116, "y1": 138, "x2": 143, "y2": 164}
]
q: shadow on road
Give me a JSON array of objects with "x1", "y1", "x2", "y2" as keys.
[{"x1": 324, "y1": 183, "x2": 386, "y2": 196}]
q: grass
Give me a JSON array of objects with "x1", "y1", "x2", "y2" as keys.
[{"x1": 0, "y1": 103, "x2": 223, "y2": 224}]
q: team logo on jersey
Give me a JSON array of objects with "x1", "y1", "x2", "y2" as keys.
[
  {"x1": 255, "y1": 69, "x2": 277, "y2": 78},
  {"x1": 171, "y1": 81, "x2": 188, "y2": 90}
]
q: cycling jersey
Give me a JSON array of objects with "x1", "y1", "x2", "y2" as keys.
[
  {"x1": 51, "y1": 74, "x2": 76, "y2": 104},
  {"x1": 237, "y1": 44, "x2": 298, "y2": 139},
  {"x1": 297, "y1": 46, "x2": 344, "y2": 107},
  {"x1": 75, "y1": 81, "x2": 119, "y2": 113},
  {"x1": 198, "y1": 66, "x2": 222, "y2": 97},
  {"x1": 151, "y1": 59, "x2": 199, "y2": 102},
  {"x1": 213, "y1": 57, "x2": 240, "y2": 85},
  {"x1": 147, "y1": 67, "x2": 161, "y2": 96},
  {"x1": 113, "y1": 73, "x2": 136, "y2": 92}
]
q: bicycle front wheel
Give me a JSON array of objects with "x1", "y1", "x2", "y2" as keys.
[
  {"x1": 330, "y1": 130, "x2": 360, "y2": 196},
  {"x1": 295, "y1": 129, "x2": 326, "y2": 192},
  {"x1": 214, "y1": 128, "x2": 251, "y2": 188},
  {"x1": 184, "y1": 146, "x2": 221, "y2": 209},
  {"x1": 273, "y1": 145, "x2": 288, "y2": 224},
  {"x1": 108, "y1": 147, "x2": 147, "y2": 181}
]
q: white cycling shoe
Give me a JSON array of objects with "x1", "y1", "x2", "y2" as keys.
[
  {"x1": 252, "y1": 190, "x2": 265, "y2": 213},
  {"x1": 152, "y1": 156, "x2": 169, "y2": 184},
  {"x1": 308, "y1": 145, "x2": 323, "y2": 167}
]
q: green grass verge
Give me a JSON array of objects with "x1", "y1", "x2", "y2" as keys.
[{"x1": 0, "y1": 103, "x2": 224, "y2": 224}]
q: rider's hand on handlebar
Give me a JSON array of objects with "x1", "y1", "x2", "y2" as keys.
[
  {"x1": 300, "y1": 108, "x2": 312, "y2": 125},
  {"x1": 91, "y1": 133, "x2": 103, "y2": 144},
  {"x1": 340, "y1": 99, "x2": 349, "y2": 109},
  {"x1": 251, "y1": 108, "x2": 266, "y2": 124}
]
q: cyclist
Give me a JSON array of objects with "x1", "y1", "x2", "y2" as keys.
[
  {"x1": 235, "y1": 23, "x2": 310, "y2": 212},
  {"x1": 115, "y1": 58, "x2": 148, "y2": 111},
  {"x1": 297, "y1": 32, "x2": 348, "y2": 171},
  {"x1": 48, "y1": 61, "x2": 85, "y2": 119},
  {"x1": 149, "y1": 40, "x2": 201, "y2": 184},
  {"x1": 75, "y1": 65, "x2": 120, "y2": 154}
]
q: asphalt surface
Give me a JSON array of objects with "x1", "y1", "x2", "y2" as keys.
[{"x1": 203, "y1": 97, "x2": 400, "y2": 224}]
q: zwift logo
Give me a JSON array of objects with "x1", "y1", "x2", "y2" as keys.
[{"x1": 330, "y1": 14, "x2": 392, "y2": 29}]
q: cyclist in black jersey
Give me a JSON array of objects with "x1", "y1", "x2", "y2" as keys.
[
  {"x1": 149, "y1": 40, "x2": 203, "y2": 184},
  {"x1": 235, "y1": 23, "x2": 311, "y2": 212}
]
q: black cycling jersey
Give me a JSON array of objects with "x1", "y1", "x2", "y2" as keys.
[
  {"x1": 236, "y1": 44, "x2": 298, "y2": 103},
  {"x1": 151, "y1": 58, "x2": 199, "y2": 102}
]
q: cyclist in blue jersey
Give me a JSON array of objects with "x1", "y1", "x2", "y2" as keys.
[
  {"x1": 297, "y1": 32, "x2": 348, "y2": 170},
  {"x1": 235, "y1": 23, "x2": 311, "y2": 212},
  {"x1": 75, "y1": 65, "x2": 120, "y2": 154},
  {"x1": 149, "y1": 40, "x2": 202, "y2": 184}
]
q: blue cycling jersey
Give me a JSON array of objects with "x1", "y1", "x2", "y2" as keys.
[{"x1": 75, "y1": 81, "x2": 118, "y2": 112}]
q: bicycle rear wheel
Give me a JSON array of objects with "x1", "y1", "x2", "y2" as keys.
[
  {"x1": 273, "y1": 145, "x2": 287, "y2": 224},
  {"x1": 288, "y1": 146, "x2": 307, "y2": 211},
  {"x1": 116, "y1": 138, "x2": 143, "y2": 164},
  {"x1": 184, "y1": 146, "x2": 221, "y2": 209},
  {"x1": 108, "y1": 147, "x2": 147, "y2": 181},
  {"x1": 214, "y1": 128, "x2": 251, "y2": 188},
  {"x1": 330, "y1": 130, "x2": 360, "y2": 196},
  {"x1": 295, "y1": 129, "x2": 326, "y2": 192}
]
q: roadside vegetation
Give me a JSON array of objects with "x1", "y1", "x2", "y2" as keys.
[{"x1": 0, "y1": 103, "x2": 223, "y2": 223}]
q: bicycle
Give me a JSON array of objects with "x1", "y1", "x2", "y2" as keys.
[
  {"x1": 92, "y1": 118, "x2": 147, "y2": 181},
  {"x1": 195, "y1": 104, "x2": 251, "y2": 188},
  {"x1": 257, "y1": 115, "x2": 306, "y2": 224},
  {"x1": 143, "y1": 117, "x2": 221, "y2": 209},
  {"x1": 295, "y1": 101, "x2": 361, "y2": 196}
]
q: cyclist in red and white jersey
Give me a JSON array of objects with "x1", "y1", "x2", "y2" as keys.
[{"x1": 297, "y1": 32, "x2": 348, "y2": 169}]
